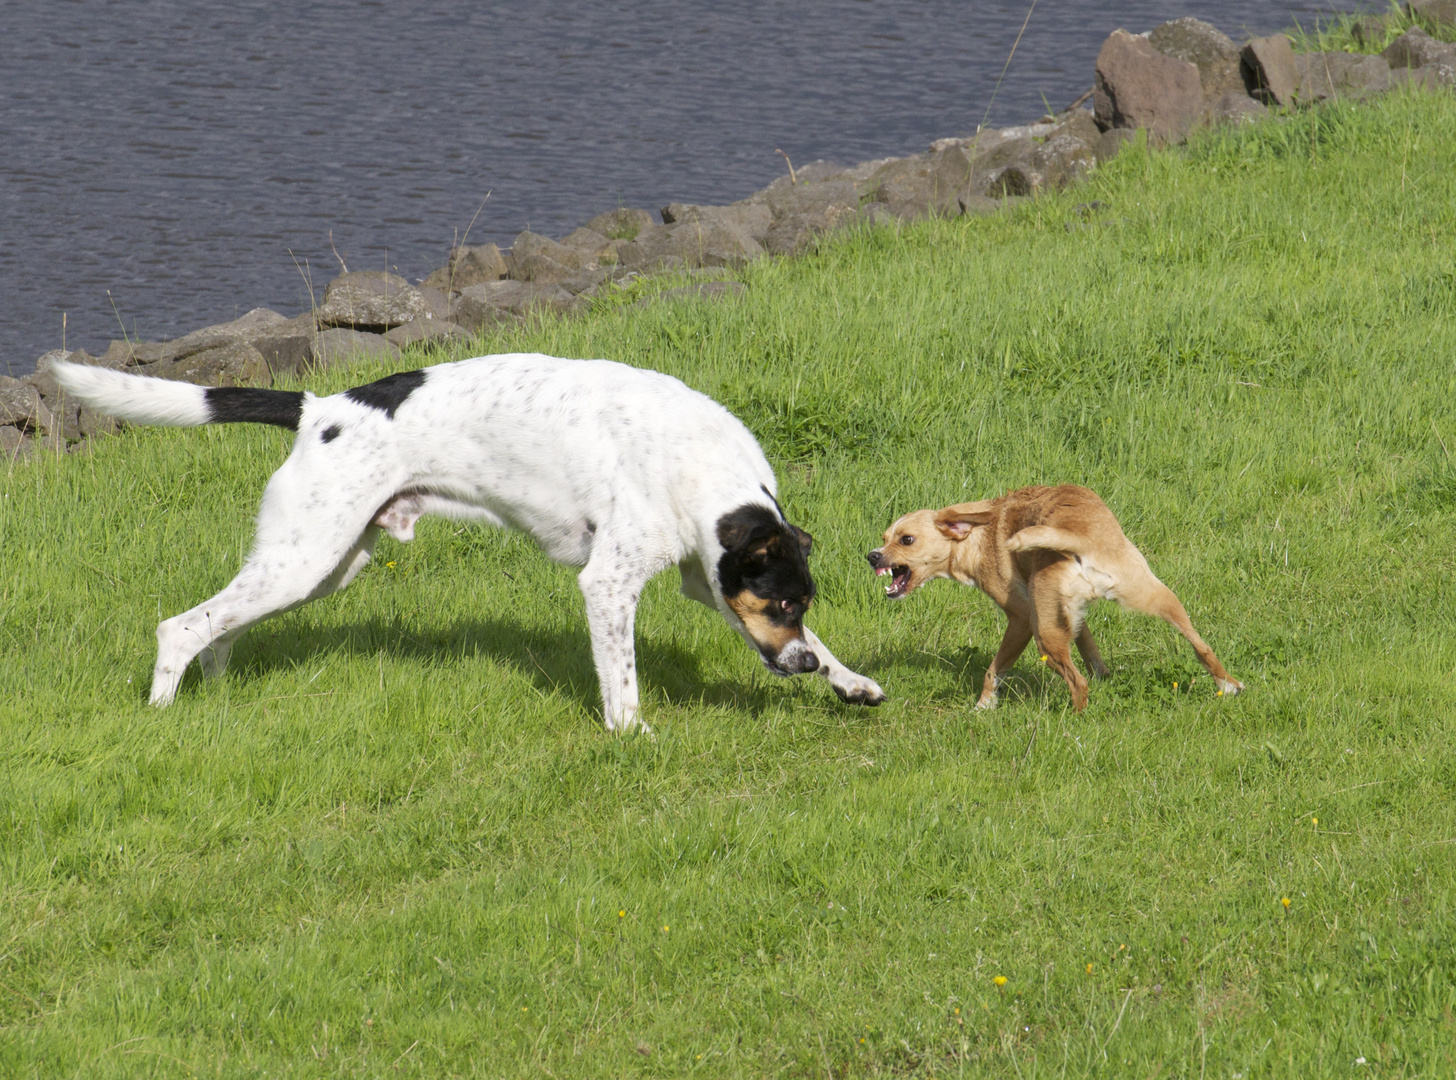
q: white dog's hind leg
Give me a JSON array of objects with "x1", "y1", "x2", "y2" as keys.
[
  {"x1": 579, "y1": 547, "x2": 657, "y2": 735},
  {"x1": 151, "y1": 526, "x2": 384, "y2": 706},
  {"x1": 802, "y1": 627, "x2": 886, "y2": 706}
]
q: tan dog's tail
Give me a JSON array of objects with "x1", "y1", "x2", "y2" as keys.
[{"x1": 1004, "y1": 526, "x2": 1090, "y2": 557}]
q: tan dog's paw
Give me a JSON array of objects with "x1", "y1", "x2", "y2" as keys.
[
  {"x1": 1216, "y1": 678, "x2": 1244, "y2": 697},
  {"x1": 973, "y1": 693, "x2": 999, "y2": 711}
]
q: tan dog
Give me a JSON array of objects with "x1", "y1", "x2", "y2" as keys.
[{"x1": 867, "y1": 485, "x2": 1242, "y2": 711}]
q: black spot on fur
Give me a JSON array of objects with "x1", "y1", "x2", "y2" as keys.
[
  {"x1": 204, "y1": 387, "x2": 305, "y2": 430},
  {"x1": 716, "y1": 503, "x2": 816, "y2": 622},
  {"x1": 344, "y1": 369, "x2": 426, "y2": 418},
  {"x1": 321, "y1": 424, "x2": 341, "y2": 444}
]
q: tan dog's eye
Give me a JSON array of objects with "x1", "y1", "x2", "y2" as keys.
[{"x1": 899, "y1": 536, "x2": 915, "y2": 546}]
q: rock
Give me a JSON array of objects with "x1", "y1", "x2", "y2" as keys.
[
  {"x1": 1095, "y1": 127, "x2": 1138, "y2": 162},
  {"x1": 866, "y1": 150, "x2": 966, "y2": 218},
  {"x1": 761, "y1": 180, "x2": 861, "y2": 255},
  {"x1": 660, "y1": 202, "x2": 773, "y2": 241},
  {"x1": 633, "y1": 281, "x2": 747, "y2": 307},
  {"x1": 1242, "y1": 35, "x2": 1300, "y2": 106},
  {"x1": 316, "y1": 271, "x2": 429, "y2": 331},
  {"x1": 510, "y1": 230, "x2": 583, "y2": 285},
  {"x1": 1203, "y1": 90, "x2": 1269, "y2": 127},
  {"x1": 744, "y1": 161, "x2": 849, "y2": 205},
  {"x1": 1148, "y1": 18, "x2": 1245, "y2": 98},
  {"x1": 1047, "y1": 108, "x2": 1102, "y2": 147},
  {"x1": 25, "y1": 349, "x2": 76, "y2": 400},
  {"x1": 416, "y1": 284, "x2": 451, "y2": 322},
  {"x1": 557, "y1": 227, "x2": 614, "y2": 262},
  {"x1": 1390, "y1": 64, "x2": 1443, "y2": 89},
  {"x1": 970, "y1": 136, "x2": 1041, "y2": 196},
  {"x1": 0, "y1": 376, "x2": 55, "y2": 435},
  {"x1": 560, "y1": 267, "x2": 610, "y2": 295},
  {"x1": 0, "y1": 426, "x2": 25, "y2": 457},
  {"x1": 383, "y1": 320, "x2": 470, "y2": 348},
  {"x1": 585, "y1": 207, "x2": 655, "y2": 240},
  {"x1": 1031, "y1": 134, "x2": 1096, "y2": 190},
  {"x1": 1382, "y1": 26, "x2": 1456, "y2": 84},
  {"x1": 453, "y1": 280, "x2": 572, "y2": 324},
  {"x1": 1094, "y1": 29, "x2": 1205, "y2": 141},
  {"x1": 250, "y1": 313, "x2": 318, "y2": 377},
  {"x1": 153, "y1": 340, "x2": 272, "y2": 387},
  {"x1": 1408, "y1": 0, "x2": 1456, "y2": 29},
  {"x1": 423, "y1": 244, "x2": 508, "y2": 291},
  {"x1": 101, "y1": 339, "x2": 169, "y2": 367},
  {"x1": 617, "y1": 218, "x2": 765, "y2": 269},
  {"x1": 1294, "y1": 52, "x2": 1391, "y2": 102},
  {"x1": 1351, "y1": 15, "x2": 1390, "y2": 47},
  {"x1": 167, "y1": 308, "x2": 288, "y2": 357},
  {"x1": 310, "y1": 328, "x2": 401, "y2": 370}
]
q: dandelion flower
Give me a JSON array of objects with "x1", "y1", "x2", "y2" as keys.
[
  {"x1": 618, "y1": 910, "x2": 625, "y2": 918},
  {"x1": 1281, "y1": 897, "x2": 1291, "y2": 910},
  {"x1": 1086, "y1": 963, "x2": 1094, "y2": 975},
  {"x1": 993, "y1": 975, "x2": 1007, "y2": 987},
  {"x1": 1311, "y1": 817, "x2": 1318, "y2": 826},
  {"x1": 662, "y1": 925, "x2": 669, "y2": 933},
  {"x1": 386, "y1": 561, "x2": 397, "y2": 569}
]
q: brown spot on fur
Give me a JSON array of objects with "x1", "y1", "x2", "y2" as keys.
[{"x1": 724, "y1": 589, "x2": 803, "y2": 656}]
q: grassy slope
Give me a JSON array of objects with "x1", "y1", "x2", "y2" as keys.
[{"x1": 3, "y1": 90, "x2": 1455, "y2": 1078}]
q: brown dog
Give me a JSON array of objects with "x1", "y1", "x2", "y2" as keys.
[{"x1": 867, "y1": 485, "x2": 1242, "y2": 711}]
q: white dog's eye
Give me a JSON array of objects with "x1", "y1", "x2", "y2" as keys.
[{"x1": 900, "y1": 536, "x2": 915, "y2": 546}]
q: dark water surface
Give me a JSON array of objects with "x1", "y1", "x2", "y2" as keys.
[{"x1": 3, "y1": 1, "x2": 1364, "y2": 372}]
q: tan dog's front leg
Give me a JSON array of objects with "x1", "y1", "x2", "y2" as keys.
[{"x1": 977, "y1": 614, "x2": 1033, "y2": 710}]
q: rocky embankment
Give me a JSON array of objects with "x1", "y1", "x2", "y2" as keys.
[{"x1": 4, "y1": 9, "x2": 1454, "y2": 461}]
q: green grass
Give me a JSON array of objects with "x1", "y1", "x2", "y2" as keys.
[
  {"x1": 1289, "y1": 0, "x2": 1456, "y2": 53},
  {"x1": 4, "y1": 88, "x2": 1456, "y2": 1077}
]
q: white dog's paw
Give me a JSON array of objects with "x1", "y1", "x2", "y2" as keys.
[
  {"x1": 827, "y1": 668, "x2": 885, "y2": 706},
  {"x1": 1216, "y1": 678, "x2": 1244, "y2": 698}
]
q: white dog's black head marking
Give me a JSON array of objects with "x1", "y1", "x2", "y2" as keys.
[
  {"x1": 344, "y1": 369, "x2": 427, "y2": 418},
  {"x1": 716, "y1": 504, "x2": 819, "y2": 676}
]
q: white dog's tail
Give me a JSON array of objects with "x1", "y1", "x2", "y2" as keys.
[{"x1": 50, "y1": 360, "x2": 305, "y2": 430}]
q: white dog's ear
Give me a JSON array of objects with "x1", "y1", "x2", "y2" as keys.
[{"x1": 934, "y1": 502, "x2": 994, "y2": 540}]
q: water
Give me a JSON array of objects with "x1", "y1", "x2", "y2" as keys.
[{"x1": 2, "y1": 0, "x2": 1364, "y2": 373}]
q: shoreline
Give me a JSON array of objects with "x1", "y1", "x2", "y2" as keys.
[{"x1": 2, "y1": 8, "x2": 1453, "y2": 462}]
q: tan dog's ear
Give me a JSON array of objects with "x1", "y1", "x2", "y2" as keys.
[{"x1": 934, "y1": 501, "x2": 994, "y2": 540}]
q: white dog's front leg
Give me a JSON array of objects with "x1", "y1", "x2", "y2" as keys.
[
  {"x1": 578, "y1": 554, "x2": 653, "y2": 736},
  {"x1": 802, "y1": 627, "x2": 886, "y2": 706}
]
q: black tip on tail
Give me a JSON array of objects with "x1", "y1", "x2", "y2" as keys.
[{"x1": 205, "y1": 387, "x2": 306, "y2": 429}]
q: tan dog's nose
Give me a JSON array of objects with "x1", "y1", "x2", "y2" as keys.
[{"x1": 866, "y1": 549, "x2": 885, "y2": 568}]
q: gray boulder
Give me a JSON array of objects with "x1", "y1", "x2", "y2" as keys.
[
  {"x1": 151, "y1": 340, "x2": 272, "y2": 387},
  {"x1": 0, "y1": 426, "x2": 26, "y2": 457},
  {"x1": 660, "y1": 202, "x2": 773, "y2": 241},
  {"x1": 557, "y1": 227, "x2": 614, "y2": 262},
  {"x1": 0, "y1": 376, "x2": 55, "y2": 435},
  {"x1": 1047, "y1": 108, "x2": 1102, "y2": 147},
  {"x1": 1294, "y1": 52, "x2": 1391, "y2": 101},
  {"x1": 423, "y1": 244, "x2": 508, "y2": 291},
  {"x1": 761, "y1": 179, "x2": 861, "y2": 255},
  {"x1": 867, "y1": 149, "x2": 972, "y2": 217},
  {"x1": 1203, "y1": 90, "x2": 1269, "y2": 127},
  {"x1": 310, "y1": 328, "x2": 401, "y2": 370},
  {"x1": 1148, "y1": 18, "x2": 1246, "y2": 98},
  {"x1": 415, "y1": 284, "x2": 451, "y2": 322},
  {"x1": 454, "y1": 280, "x2": 572, "y2": 324},
  {"x1": 1095, "y1": 128, "x2": 1138, "y2": 162},
  {"x1": 560, "y1": 267, "x2": 611, "y2": 295},
  {"x1": 1094, "y1": 29, "x2": 1205, "y2": 141},
  {"x1": 1390, "y1": 65, "x2": 1444, "y2": 89},
  {"x1": 585, "y1": 207, "x2": 655, "y2": 240},
  {"x1": 510, "y1": 230, "x2": 583, "y2": 285},
  {"x1": 1408, "y1": 0, "x2": 1456, "y2": 29},
  {"x1": 250, "y1": 313, "x2": 318, "y2": 377},
  {"x1": 1242, "y1": 35, "x2": 1300, "y2": 106},
  {"x1": 316, "y1": 271, "x2": 428, "y2": 331},
  {"x1": 383, "y1": 320, "x2": 470, "y2": 348},
  {"x1": 1382, "y1": 26, "x2": 1456, "y2": 84},
  {"x1": 1031, "y1": 134, "x2": 1096, "y2": 190},
  {"x1": 617, "y1": 218, "x2": 765, "y2": 269},
  {"x1": 1351, "y1": 16, "x2": 1391, "y2": 47}
]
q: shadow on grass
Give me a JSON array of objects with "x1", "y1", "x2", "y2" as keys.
[{"x1": 211, "y1": 614, "x2": 798, "y2": 718}]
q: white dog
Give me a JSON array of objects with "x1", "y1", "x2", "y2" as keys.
[{"x1": 53, "y1": 353, "x2": 885, "y2": 731}]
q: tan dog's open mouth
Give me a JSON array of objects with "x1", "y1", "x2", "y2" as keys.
[{"x1": 875, "y1": 563, "x2": 915, "y2": 599}]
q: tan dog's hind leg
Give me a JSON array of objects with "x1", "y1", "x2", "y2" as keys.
[
  {"x1": 1114, "y1": 562, "x2": 1243, "y2": 696},
  {"x1": 1075, "y1": 625, "x2": 1111, "y2": 680},
  {"x1": 1030, "y1": 575, "x2": 1089, "y2": 711}
]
